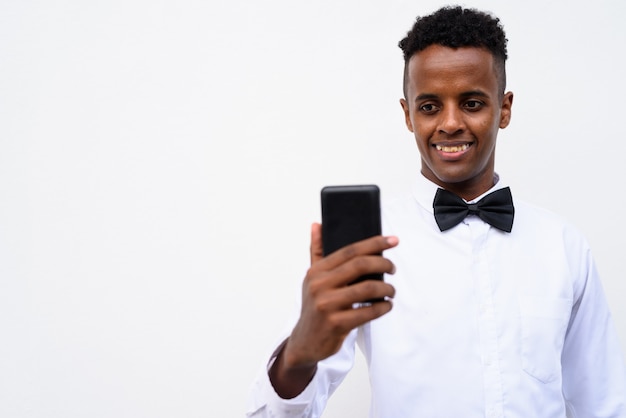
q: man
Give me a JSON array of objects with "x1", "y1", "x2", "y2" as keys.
[{"x1": 246, "y1": 6, "x2": 626, "y2": 417}]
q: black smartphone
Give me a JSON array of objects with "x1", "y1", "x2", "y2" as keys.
[{"x1": 321, "y1": 184, "x2": 382, "y2": 284}]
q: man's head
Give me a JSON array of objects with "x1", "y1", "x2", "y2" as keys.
[
  {"x1": 398, "y1": 6, "x2": 513, "y2": 200},
  {"x1": 399, "y1": 6, "x2": 508, "y2": 99}
]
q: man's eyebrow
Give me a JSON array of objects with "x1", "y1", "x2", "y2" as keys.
[
  {"x1": 460, "y1": 90, "x2": 489, "y2": 98},
  {"x1": 414, "y1": 90, "x2": 490, "y2": 102},
  {"x1": 414, "y1": 93, "x2": 438, "y2": 102}
]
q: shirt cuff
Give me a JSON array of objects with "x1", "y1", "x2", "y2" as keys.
[
  {"x1": 270, "y1": 368, "x2": 317, "y2": 416},
  {"x1": 246, "y1": 353, "x2": 318, "y2": 417}
]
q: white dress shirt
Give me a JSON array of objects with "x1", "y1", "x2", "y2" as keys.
[{"x1": 246, "y1": 174, "x2": 626, "y2": 418}]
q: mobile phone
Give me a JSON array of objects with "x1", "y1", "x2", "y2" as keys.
[{"x1": 321, "y1": 184, "x2": 383, "y2": 284}]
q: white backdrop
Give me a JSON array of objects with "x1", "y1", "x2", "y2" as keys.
[{"x1": 1, "y1": 1, "x2": 625, "y2": 417}]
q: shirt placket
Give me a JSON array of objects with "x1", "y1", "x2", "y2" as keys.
[{"x1": 468, "y1": 218, "x2": 505, "y2": 418}]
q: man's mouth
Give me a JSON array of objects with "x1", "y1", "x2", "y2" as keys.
[{"x1": 435, "y1": 143, "x2": 471, "y2": 153}]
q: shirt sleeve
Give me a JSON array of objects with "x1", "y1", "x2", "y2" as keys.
[
  {"x1": 245, "y1": 330, "x2": 358, "y2": 418},
  {"x1": 561, "y1": 239, "x2": 626, "y2": 417}
]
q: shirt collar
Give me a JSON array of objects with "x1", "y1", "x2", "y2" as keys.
[{"x1": 411, "y1": 172, "x2": 508, "y2": 214}]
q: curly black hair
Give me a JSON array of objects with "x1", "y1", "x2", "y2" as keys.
[{"x1": 399, "y1": 6, "x2": 508, "y2": 98}]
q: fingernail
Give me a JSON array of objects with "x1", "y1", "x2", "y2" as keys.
[{"x1": 386, "y1": 236, "x2": 399, "y2": 246}]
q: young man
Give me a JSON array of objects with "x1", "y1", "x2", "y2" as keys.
[{"x1": 247, "y1": 6, "x2": 626, "y2": 417}]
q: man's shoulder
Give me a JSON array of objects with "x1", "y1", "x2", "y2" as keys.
[
  {"x1": 513, "y1": 198, "x2": 590, "y2": 246},
  {"x1": 381, "y1": 192, "x2": 430, "y2": 223},
  {"x1": 514, "y1": 198, "x2": 570, "y2": 225}
]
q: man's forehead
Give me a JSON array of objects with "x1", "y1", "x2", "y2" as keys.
[
  {"x1": 408, "y1": 45, "x2": 495, "y2": 71},
  {"x1": 406, "y1": 45, "x2": 498, "y2": 92}
]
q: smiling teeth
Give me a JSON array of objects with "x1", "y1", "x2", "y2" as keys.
[{"x1": 436, "y1": 144, "x2": 470, "y2": 152}]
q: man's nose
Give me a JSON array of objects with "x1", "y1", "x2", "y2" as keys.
[{"x1": 438, "y1": 106, "x2": 465, "y2": 135}]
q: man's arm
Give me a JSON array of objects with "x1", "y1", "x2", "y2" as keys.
[
  {"x1": 561, "y1": 244, "x2": 626, "y2": 417},
  {"x1": 269, "y1": 223, "x2": 398, "y2": 399}
]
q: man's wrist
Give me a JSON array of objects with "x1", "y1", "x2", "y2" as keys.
[{"x1": 268, "y1": 339, "x2": 317, "y2": 399}]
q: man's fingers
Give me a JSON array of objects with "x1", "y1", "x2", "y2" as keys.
[
  {"x1": 309, "y1": 280, "x2": 396, "y2": 313},
  {"x1": 328, "y1": 299, "x2": 394, "y2": 332},
  {"x1": 325, "y1": 255, "x2": 396, "y2": 288},
  {"x1": 318, "y1": 235, "x2": 399, "y2": 270},
  {"x1": 310, "y1": 223, "x2": 324, "y2": 265}
]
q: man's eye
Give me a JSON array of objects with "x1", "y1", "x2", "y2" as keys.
[
  {"x1": 419, "y1": 104, "x2": 438, "y2": 113},
  {"x1": 464, "y1": 100, "x2": 483, "y2": 110}
]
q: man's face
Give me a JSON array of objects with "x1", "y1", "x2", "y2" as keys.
[{"x1": 400, "y1": 45, "x2": 513, "y2": 200}]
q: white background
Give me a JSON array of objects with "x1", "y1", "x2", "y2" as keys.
[{"x1": 1, "y1": 0, "x2": 625, "y2": 417}]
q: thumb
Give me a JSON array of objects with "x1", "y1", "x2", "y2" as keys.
[{"x1": 310, "y1": 222, "x2": 324, "y2": 265}]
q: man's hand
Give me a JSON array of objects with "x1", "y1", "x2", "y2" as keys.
[{"x1": 269, "y1": 223, "x2": 398, "y2": 398}]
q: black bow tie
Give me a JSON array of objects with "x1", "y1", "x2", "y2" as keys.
[{"x1": 433, "y1": 187, "x2": 515, "y2": 232}]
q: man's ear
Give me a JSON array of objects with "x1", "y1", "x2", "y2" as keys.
[
  {"x1": 499, "y1": 91, "x2": 514, "y2": 128},
  {"x1": 400, "y1": 98, "x2": 414, "y2": 132}
]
